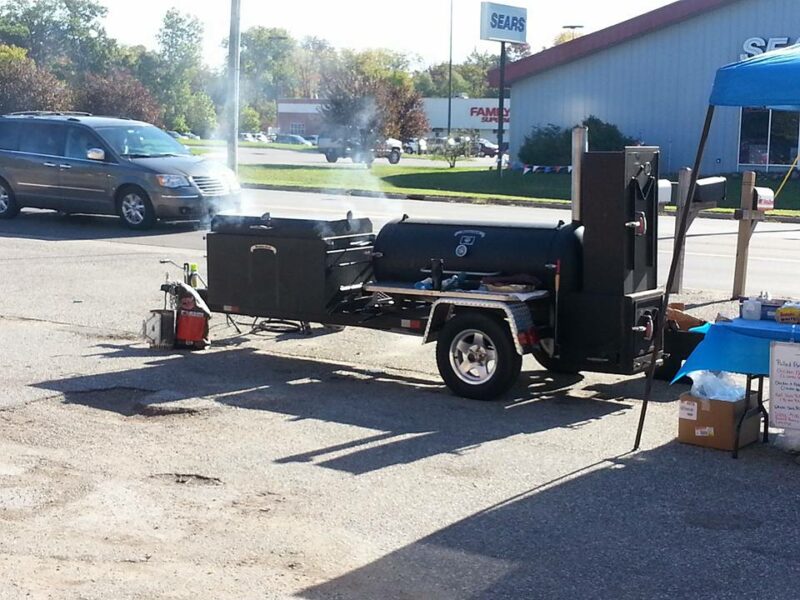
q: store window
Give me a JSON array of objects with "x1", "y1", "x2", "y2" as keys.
[
  {"x1": 770, "y1": 111, "x2": 799, "y2": 165},
  {"x1": 739, "y1": 108, "x2": 800, "y2": 168},
  {"x1": 289, "y1": 122, "x2": 305, "y2": 136}
]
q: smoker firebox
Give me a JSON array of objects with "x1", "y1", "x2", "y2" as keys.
[{"x1": 206, "y1": 214, "x2": 375, "y2": 320}]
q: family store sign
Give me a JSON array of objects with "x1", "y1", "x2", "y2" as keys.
[{"x1": 469, "y1": 106, "x2": 511, "y2": 124}]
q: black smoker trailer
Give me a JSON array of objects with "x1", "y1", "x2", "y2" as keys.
[{"x1": 199, "y1": 146, "x2": 664, "y2": 400}]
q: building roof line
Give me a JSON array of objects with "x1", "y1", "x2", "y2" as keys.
[{"x1": 489, "y1": 0, "x2": 740, "y2": 85}]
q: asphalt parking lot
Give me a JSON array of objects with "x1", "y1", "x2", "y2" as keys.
[{"x1": 2, "y1": 200, "x2": 800, "y2": 599}]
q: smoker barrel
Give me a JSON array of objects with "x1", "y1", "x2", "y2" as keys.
[{"x1": 373, "y1": 218, "x2": 584, "y2": 292}]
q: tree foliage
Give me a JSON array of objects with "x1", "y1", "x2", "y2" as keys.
[
  {"x1": 431, "y1": 130, "x2": 477, "y2": 168},
  {"x1": 239, "y1": 105, "x2": 261, "y2": 133},
  {"x1": 77, "y1": 69, "x2": 163, "y2": 124},
  {"x1": 0, "y1": 52, "x2": 73, "y2": 113},
  {"x1": 553, "y1": 31, "x2": 584, "y2": 46},
  {"x1": 518, "y1": 116, "x2": 638, "y2": 165},
  {"x1": 379, "y1": 79, "x2": 428, "y2": 140},
  {"x1": 155, "y1": 9, "x2": 204, "y2": 131},
  {"x1": 320, "y1": 48, "x2": 426, "y2": 140},
  {"x1": 0, "y1": 0, "x2": 115, "y2": 77}
]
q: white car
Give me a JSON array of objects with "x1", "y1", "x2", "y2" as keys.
[{"x1": 403, "y1": 138, "x2": 428, "y2": 155}]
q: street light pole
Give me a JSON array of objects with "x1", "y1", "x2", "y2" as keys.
[
  {"x1": 562, "y1": 24, "x2": 584, "y2": 41},
  {"x1": 496, "y1": 40, "x2": 506, "y2": 178},
  {"x1": 227, "y1": 0, "x2": 241, "y2": 173},
  {"x1": 447, "y1": 0, "x2": 453, "y2": 137}
]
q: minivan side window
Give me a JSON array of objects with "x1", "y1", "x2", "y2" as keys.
[
  {"x1": 65, "y1": 126, "x2": 106, "y2": 160},
  {"x1": 0, "y1": 122, "x2": 19, "y2": 151},
  {"x1": 18, "y1": 123, "x2": 67, "y2": 157}
]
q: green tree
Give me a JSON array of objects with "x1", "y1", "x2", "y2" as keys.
[
  {"x1": 154, "y1": 9, "x2": 204, "y2": 131},
  {"x1": 240, "y1": 27, "x2": 297, "y2": 102},
  {"x1": 240, "y1": 105, "x2": 261, "y2": 133},
  {"x1": 294, "y1": 36, "x2": 336, "y2": 98},
  {"x1": 0, "y1": 0, "x2": 115, "y2": 77},
  {"x1": 0, "y1": 43, "x2": 26, "y2": 64},
  {"x1": 184, "y1": 92, "x2": 217, "y2": 138},
  {"x1": 251, "y1": 99, "x2": 277, "y2": 130}
]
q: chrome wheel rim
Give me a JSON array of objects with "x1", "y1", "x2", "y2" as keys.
[
  {"x1": 121, "y1": 193, "x2": 146, "y2": 225},
  {"x1": 0, "y1": 185, "x2": 9, "y2": 214},
  {"x1": 449, "y1": 329, "x2": 498, "y2": 386}
]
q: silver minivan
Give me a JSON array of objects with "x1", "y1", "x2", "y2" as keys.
[{"x1": 0, "y1": 113, "x2": 241, "y2": 229}]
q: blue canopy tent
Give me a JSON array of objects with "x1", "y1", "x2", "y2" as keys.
[{"x1": 634, "y1": 45, "x2": 800, "y2": 449}]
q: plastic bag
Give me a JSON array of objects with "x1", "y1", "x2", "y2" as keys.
[
  {"x1": 688, "y1": 371, "x2": 745, "y2": 401},
  {"x1": 773, "y1": 430, "x2": 800, "y2": 454}
]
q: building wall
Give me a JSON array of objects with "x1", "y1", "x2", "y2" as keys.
[{"x1": 508, "y1": 0, "x2": 800, "y2": 173}]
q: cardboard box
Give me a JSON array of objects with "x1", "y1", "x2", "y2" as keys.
[{"x1": 677, "y1": 392, "x2": 761, "y2": 451}]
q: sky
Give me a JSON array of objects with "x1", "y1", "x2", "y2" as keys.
[{"x1": 101, "y1": 0, "x2": 677, "y2": 69}]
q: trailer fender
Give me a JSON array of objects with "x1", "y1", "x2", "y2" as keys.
[{"x1": 423, "y1": 299, "x2": 534, "y2": 356}]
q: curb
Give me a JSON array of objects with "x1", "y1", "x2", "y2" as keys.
[{"x1": 241, "y1": 183, "x2": 800, "y2": 224}]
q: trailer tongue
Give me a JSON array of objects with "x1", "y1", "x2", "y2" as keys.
[{"x1": 189, "y1": 146, "x2": 664, "y2": 400}]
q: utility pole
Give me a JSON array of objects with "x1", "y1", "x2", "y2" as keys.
[
  {"x1": 447, "y1": 0, "x2": 453, "y2": 137},
  {"x1": 227, "y1": 0, "x2": 241, "y2": 173},
  {"x1": 496, "y1": 40, "x2": 506, "y2": 178}
]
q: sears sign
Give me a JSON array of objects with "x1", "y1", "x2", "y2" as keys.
[
  {"x1": 480, "y1": 2, "x2": 527, "y2": 44},
  {"x1": 741, "y1": 36, "x2": 799, "y2": 60}
]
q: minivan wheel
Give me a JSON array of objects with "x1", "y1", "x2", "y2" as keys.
[
  {"x1": 117, "y1": 188, "x2": 155, "y2": 230},
  {"x1": 0, "y1": 180, "x2": 20, "y2": 219}
]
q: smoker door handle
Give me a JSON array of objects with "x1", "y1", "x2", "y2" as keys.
[{"x1": 250, "y1": 244, "x2": 277, "y2": 254}]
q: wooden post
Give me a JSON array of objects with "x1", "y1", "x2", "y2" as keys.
[
  {"x1": 670, "y1": 168, "x2": 693, "y2": 294},
  {"x1": 732, "y1": 171, "x2": 757, "y2": 298}
]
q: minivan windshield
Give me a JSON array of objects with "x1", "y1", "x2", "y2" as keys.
[{"x1": 94, "y1": 125, "x2": 190, "y2": 159}]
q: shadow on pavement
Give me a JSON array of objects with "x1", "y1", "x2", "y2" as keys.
[
  {"x1": 300, "y1": 441, "x2": 799, "y2": 600},
  {"x1": 0, "y1": 210, "x2": 204, "y2": 241},
  {"x1": 34, "y1": 343, "x2": 639, "y2": 476}
]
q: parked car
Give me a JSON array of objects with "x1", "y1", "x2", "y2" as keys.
[
  {"x1": 474, "y1": 138, "x2": 499, "y2": 157},
  {"x1": 275, "y1": 134, "x2": 313, "y2": 146},
  {"x1": 239, "y1": 132, "x2": 256, "y2": 142},
  {"x1": 254, "y1": 132, "x2": 269, "y2": 143},
  {"x1": 0, "y1": 113, "x2": 241, "y2": 229},
  {"x1": 166, "y1": 130, "x2": 182, "y2": 139},
  {"x1": 305, "y1": 134, "x2": 319, "y2": 146},
  {"x1": 403, "y1": 137, "x2": 427, "y2": 155}
]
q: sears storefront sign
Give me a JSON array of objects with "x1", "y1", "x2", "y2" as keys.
[
  {"x1": 741, "y1": 36, "x2": 799, "y2": 60},
  {"x1": 480, "y1": 2, "x2": 527, "y2": 44}
]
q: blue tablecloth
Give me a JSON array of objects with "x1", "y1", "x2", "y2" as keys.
[{"x1": 672, "y1": 318, "x2": 800, "y2": 382}]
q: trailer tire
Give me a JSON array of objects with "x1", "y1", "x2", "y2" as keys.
[
  {"x1": 325, "y1": 150, "x2": 339, "y2": 163},
  {"x1": 436, "y1": 312, "x2": 521, "y2": 400}
]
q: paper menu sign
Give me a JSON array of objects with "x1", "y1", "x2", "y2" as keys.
[{"x1": 770, "y1": 341, "x2": 800, "y2": 430}]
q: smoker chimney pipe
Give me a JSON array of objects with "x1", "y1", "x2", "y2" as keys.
[{"x1": 571, "y1": 126, "x2": 588, "y2": 223}]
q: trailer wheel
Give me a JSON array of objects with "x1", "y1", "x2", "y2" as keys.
[
  {"x1": 325, "y1": 150, "x2": 339, "y2": 163},
  {"x1": 388, "y1": 149, "x2": 401, "y2": 164},
  {"x1": 436, "y1": 313, "x2": 521, "y2": 400}
]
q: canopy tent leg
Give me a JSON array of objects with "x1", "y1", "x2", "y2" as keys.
[{"x1": 634, "y1": 105, "x2": 716, "y2": 451}]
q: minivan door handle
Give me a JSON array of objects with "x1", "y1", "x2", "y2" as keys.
[
  {"x1": 42, "y1": 162, "x2": 57, "y2": 167},
  {"x1": 58, "y1": 164, "x2": 72, "y2": 169}
]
